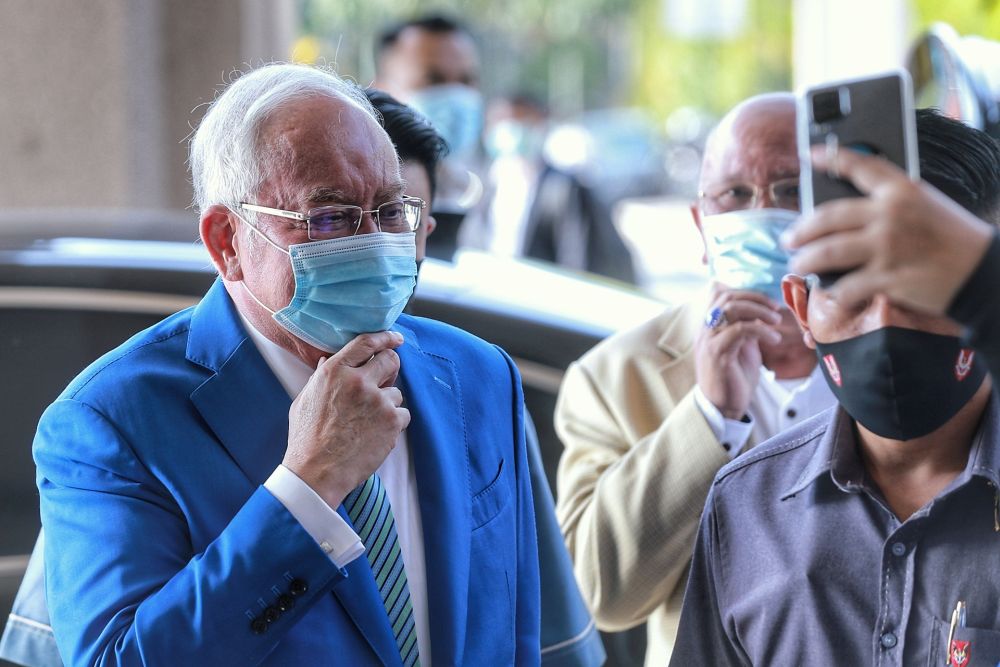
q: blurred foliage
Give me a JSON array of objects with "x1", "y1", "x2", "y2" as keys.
[
  {"x1": 298, "y1": 0, "x2": 792, "y2": 124},
  {"x1": 631, "y1": 0, "x2": 792, "y2": 119},
  {"x1": 912, "y1": 0, "x2": 1000, "y2": 39},
  {"x1": 298, "y1": 0, "x2": 1000, "y2": 125},
  {"x1": 300, "y1": 0, "x2": 635, "y2": 113}
]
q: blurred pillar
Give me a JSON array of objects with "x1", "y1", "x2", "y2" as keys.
[
  {"x1": 793, "y1": 0, "x2": 911, "y2": 88},
  {"x1": 0, "y1": 0, "x2": 297, "y2": 211}
]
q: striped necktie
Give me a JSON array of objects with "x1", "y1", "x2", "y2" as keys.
[{"x1": 343, "y1": 474, "x2": 420, "y2": 666}]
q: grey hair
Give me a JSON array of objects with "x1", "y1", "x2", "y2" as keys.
[{"x1": 189, "y1": 62, "x2": 380, "y2": 214}]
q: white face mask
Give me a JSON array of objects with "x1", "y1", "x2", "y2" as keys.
[
  {"x1": 700, "y1": 208, "x2": 798, "y2": 301},
  {"x1": 240, "y1": 221, "x2": 416, "y2": 352}
]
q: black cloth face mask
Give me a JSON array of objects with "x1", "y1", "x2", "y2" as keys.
[{"x1": 814, "y1": 326, "x2": 987, "y2": 441}]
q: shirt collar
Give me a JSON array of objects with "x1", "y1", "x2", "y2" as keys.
[
  {"x1": 957, "y1": 388, "x2": 1000, "y2": 488},
  {"x1": 237, "y1": 311, "x2": 313, "y2": 398},
  {"x1": 780, "y1": 407, "x2": 857, "y2": 499},
  {"x1": 781, "y1": 386, "x2": 1000, "y2": 499}
]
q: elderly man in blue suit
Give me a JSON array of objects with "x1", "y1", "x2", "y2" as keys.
[{"x1": 30, "y1": 63, "x2": 540, "y2": 666}]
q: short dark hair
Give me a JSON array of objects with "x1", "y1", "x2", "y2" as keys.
[
  {"x1": 917, "y1": 107, "x2": 1000, "y2": 224},
  {"x1": 375, "y1": 14, "x2": 470, "y2": 61},
  {"x1": 364, "y1": 88, "x2": 449, "y2": 198}
]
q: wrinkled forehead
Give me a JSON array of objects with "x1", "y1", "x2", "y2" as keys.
[
  {"x1": 701, "y1": 104, "x2": 798, "y2": 186},
  {"x1": 259, "y1": 95, "x2": 399, "y2": 179}
]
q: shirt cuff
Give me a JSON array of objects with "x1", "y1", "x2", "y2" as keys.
[
  {"x1": 693, "y1": 386, "x2": 754, "y2": 459},
  {"x1": 264, "y1": 465, "x2": 365, "y2": 568}
]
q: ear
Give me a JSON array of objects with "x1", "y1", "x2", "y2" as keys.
[
  {"x1": 690, "y1": 202, "x2": 708, "y2": 265},
  {"x1": 782, "y1": 274, "x2": 816, "y2": 349},
  {"x1": 200, "y1": 204, "x2": 243, "y2": 281},
  {"x1": 424, "y1": 213, "x2": 438, "y2": 237}
]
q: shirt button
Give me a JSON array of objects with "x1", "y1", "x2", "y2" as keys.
[
  {"x1": 786, "y1": 408, "x2": 797, "y2": 419},
  {"x1": 891, "y1": 542, "x2": 906, "y2": 557},
  {"x1": 722, "y1": 442, "x2": 732, "y2": 452},
  {"x1": 880, "y1": 631, "x2": 898, "y2": 649}
]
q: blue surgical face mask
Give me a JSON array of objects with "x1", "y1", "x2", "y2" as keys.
[
  {"x1": 407, "y1": 83, "x2": 484, "y2": 158},
  {"x1": 240, "y1": 222, "x2": 416, "y2": 352},
  {"x1": 700, "y1": 208, "x2": 798, "y2": 302}
]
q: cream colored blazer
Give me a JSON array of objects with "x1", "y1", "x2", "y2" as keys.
[{"x1": 555, "y1": 297, "x2": 757, "y2": 666}]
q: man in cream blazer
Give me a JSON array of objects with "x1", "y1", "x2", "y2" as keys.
[{"x1": 554, "y1": 93, "x2": 836, "y2": 664}]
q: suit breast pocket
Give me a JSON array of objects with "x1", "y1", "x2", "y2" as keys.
[
  {"x1": 471, "y1": 458, "x2": 510, "y2": 530},
  {"x1": 929, "y1": 616, "x2": 1000, "y2": 666}
]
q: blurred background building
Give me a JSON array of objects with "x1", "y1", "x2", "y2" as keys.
[{"x1": 4, "y1": 0, "x2": 1000, "y2": 299}]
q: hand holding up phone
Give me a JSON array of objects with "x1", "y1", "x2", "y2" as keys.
[
  {"x1": 784, "y1": 145, "x2": 992, "y2": 316},
  {"x1": 797, "y1": 70, "x2": 920, "y2": 287},
  {"x1": 798, "y1": 70, "x2": 920, "y2": 213}
]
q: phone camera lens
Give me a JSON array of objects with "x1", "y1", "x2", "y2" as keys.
[{"x1": 812, "y1": 89, "x2": 846, "y2": 124}]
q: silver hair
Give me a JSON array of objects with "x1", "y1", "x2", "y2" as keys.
[{"x1": 189, "y1": 62, "x2": 380, "y2": 215}]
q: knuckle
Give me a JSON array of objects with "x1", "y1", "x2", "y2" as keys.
[
  {"x1": 714, "y1": 291, "x2": 732, "y2": 305},
  {"x1": 355, "y1": 331, "x2": 392, "y2": 352},
  {"x1": 343, "y1": 372, "x2": 366, "y2": 395},
  {"x1": 881, "y1": 190, "x2": 909, "y2": 220}
]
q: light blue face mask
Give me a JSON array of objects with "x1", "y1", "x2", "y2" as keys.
[
  {"x1": 408, "y1": 83, "x2": 484, "y2": 158},
  {"x1": 241, "y1": 225, "x2": 416, "y2": 352},
  {"x1": 700, "y1": 208, "x2": 798, "y2": 302}
]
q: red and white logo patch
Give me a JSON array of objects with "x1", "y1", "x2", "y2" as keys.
[
  {"x1": 955, "y1": 348, "x2": 975, "y2": 382},
  {"x1": 949, "y1": 639, "x2": 970, "y2": 667},
  {"x1": 822, "y1": 354, "x2": 842, "y2": 387}
]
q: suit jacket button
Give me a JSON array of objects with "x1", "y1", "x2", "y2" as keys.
[
  {"x1": 250, "y1": 617, "x2": 267, "y2": 635},
  {"x1": 277, "y1": 594, "x2": 295, "y2": 612},
  {"x1": 264, "y1": 606, "x2": 280, "y2": 623},
  {"x1": 289, "y1": 578, "x2": 308, "y2": 597}
]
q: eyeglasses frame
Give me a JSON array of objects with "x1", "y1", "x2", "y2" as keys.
[
  {"x1": 239, "y1": 196, "x2": 426, "y2": 240},
  {"x1": 697, "y1": 177, "x2": 801, "y2": 213}
]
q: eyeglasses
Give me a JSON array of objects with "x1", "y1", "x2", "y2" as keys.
[
  {"x1": 698, "y1": 178, "x2": 800, "y2": 213},
  {"x1": 240, "y1": 197, "x2": 426, "y2": 240}
]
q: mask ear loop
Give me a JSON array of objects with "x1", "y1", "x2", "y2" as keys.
[
  {"x1": 231, "y1": 208, "x2": 291, "y2": 255},
  {"x1": 241, "y1": 281, "x2": 277, "y2": 315},
  {"x1": 228, "y1": 208, "x2": 289, "y2": 316}
]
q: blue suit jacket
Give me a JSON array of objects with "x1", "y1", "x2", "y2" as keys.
[
  {"x1": 32, "y1": 280, "x2": 540, "y2": 666},
  {"x1": 3, "y1": 428, "x2": 604, "y2": 667}
]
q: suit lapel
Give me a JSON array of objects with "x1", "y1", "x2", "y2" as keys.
[
  {"x1": 187, "y1": 282, "x2": 403, "y2": 665},
  {"x1": 656, "y1": 299, "x2": 703, "y2": 408},
  {"x1": 186, "y1": 280, "x2": 290, "y2": 485},
  {"x1": 395, "y1": 319, "x2": 470, "y2": 666}
]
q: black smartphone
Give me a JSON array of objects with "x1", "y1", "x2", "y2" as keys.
[{"x1": 797, "y1": 70, "x2": 919, "y2": 286}]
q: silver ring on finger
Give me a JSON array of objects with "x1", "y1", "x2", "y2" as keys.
[{"x1": 704, "y1": 306, "x2": 728, "y2": 330}]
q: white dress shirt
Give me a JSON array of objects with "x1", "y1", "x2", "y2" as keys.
[
  {"x1": 240, "y1": 315, "x2": 431, "y2": 664},
  {"x1": 486, "y1": 155, "x2": 539, "y2": 257},
  {"x1": 695, "y1": 362, "x2": 836, "y2": 459}
]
